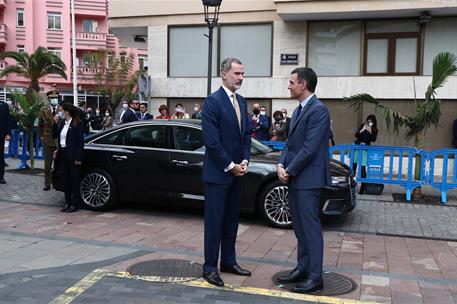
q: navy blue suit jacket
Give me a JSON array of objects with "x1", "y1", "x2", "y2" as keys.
[
  {"x1": 121, "y1": 109, "x2": 138, "y2": 124},
  {"x1": 137, "y1": 112, "x2": 153, "y2": 120},
  {"x1": 202, "y1": 87, "x2": 251, "y2": 184},
  {"x1": 0, "y1": 102, "x2": 12, "y2": 138},
  {"x1": 250, "y1": 114, "x2": 269, "y2": 141},
  {"x1": 279, "y1": 95, "x2": 331, "y2": 190}
]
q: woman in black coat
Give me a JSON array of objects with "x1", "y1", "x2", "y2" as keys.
[
  {"x1": 57, "y1": 104, "x2": 85, "y2": 212},
  {"x1": 353, "y1": 114, "x2": 378, "y2": 194}
]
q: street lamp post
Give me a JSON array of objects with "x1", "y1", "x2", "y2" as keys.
[{"x1": 202, "y1": 0, "x2": 222, "y2": 96}]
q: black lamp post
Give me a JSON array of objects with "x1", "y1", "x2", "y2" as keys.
[{"x1": 202, "y1": 0, "x2": 222, "y2": 96}]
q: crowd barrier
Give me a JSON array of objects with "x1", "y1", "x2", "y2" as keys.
[
  {"x1": 4, "y1": 129, "x2": 44, "y2": 169},
  {"x1": 261, "y1": 141, "x2": 456, "y2": 204}
]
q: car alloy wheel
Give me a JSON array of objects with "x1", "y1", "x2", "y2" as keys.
[
  {"x1": 80, "y1": 172, "x2": 111, "y2": 208},
  {"x1": 263, "y1": 184, "x2": 292, "y2": 227}
]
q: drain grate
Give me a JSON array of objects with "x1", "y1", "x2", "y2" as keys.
[
  {"x1": 126, "y1": 259, "x2": 203, "y2": 283},
  {"x1": 272, "y1": 270, "x2": 356, "y2": 296}
]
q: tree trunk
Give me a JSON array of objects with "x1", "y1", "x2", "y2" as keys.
[
  {"x1": 413, "y1": 133, "x2": 422, "y2": 199},
  {"x1": 28, "y1": 130, "x2": 35, "y2": 170}
]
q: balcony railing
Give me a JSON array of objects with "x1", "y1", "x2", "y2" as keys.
[
  {"x1": 76, "y1": 32, "x2": 106, "y2": 41},
  {"x1": 0, "y1": 24, "x2": 7, "y2": 45},
  {"x1": 76, "y1": 67, "x2": 107, "y2": 76}
]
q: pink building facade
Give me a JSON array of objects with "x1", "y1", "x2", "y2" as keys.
[{"x1": 0, "y1": 0, "x2": 147, "y2": 105}]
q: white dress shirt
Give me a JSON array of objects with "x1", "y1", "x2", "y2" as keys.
[
  {"x1": 60, "y1": 118, "x2": 72, "y2": 148},
  {"x1": 221, "y1": 85, "x2": 248, "y2": 172}
]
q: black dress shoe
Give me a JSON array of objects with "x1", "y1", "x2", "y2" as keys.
[
  {"x1": 277, "y1": 269, "x2": 308, "y2": 284},
  {"x1": 65, "y1": 205, "x2": 78, "y2": 213},
  {"x1": 292, "y1": 279, "x2": 324, "y2": 294},
  {"x1": 203, "y1": 271, "x2": 224, "y2": 287},
  {"x1": 0, "y1": 178, "x2": 6, "y2": 184},
  {"x1": 220, "y1": 265, "x2": 251, "y2": 276},
  {"x1": 61, "y1": 204, "x2": 71, "y2": 212},
  {"x1": 43, "y1": 185, "x2": 51, "y2": 191}
]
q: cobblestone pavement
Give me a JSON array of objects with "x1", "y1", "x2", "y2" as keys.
[
  {"x1": 1, "y1": 171, "x2": 457, "y2": 303},
  {"x1": 3, "y1": 171, "x2": 457, "y2": 241}
]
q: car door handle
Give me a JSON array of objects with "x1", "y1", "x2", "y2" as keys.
[
  {"x1": 112, "y1": 155, "x2": 128, "y2": 161},
  {"x1": 171, "y1": 160, "x2": 189, "y2": 166}
]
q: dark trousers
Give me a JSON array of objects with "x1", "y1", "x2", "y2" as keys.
[
  {"x1": 44, "y1": 144, "x2": 56, "y2": 187},
  {"x1": 288, "y1": 188, "x2": 323, "y2": 281},
  {"x1": 203, "y1": 178, "x2": 241, "y2": 273},
  {"x1": 61, "y1": 149, "x2": 81, "y2": 207},
  {"x1": 0, "y1": 137, "x2": 5, "y2": 179}
]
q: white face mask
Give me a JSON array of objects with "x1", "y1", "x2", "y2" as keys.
[
  {"x1": 122, "y1": 103, "x2": 128, "y2": 109},
  {"x1": 260, "y1": 111, "x2": 266, "y2": 116},
  {"x1": 368, "y1": 122, "x2": 374, "y2": 127},
  {"x1": 6, "y1": 100, "x2": 11, "y2": 105},
  {"x1": 194, "y1": 107, "x2": 199, "y2": 112},
  {"x1": 96, "y1": 110, "x2": 100, "y2": 115},
  {"x1": 50, "y1": 99, "x2": 58, "y2": 106},
  {"x1": 105, "y1": 112, "x2": 110, "y2": 116},
  {"x1": 58, "y1": 111, "x2": 64, "y2": 119},
  {"x1": 175, "y1": 107, "x2": 183, "y2": 113}
]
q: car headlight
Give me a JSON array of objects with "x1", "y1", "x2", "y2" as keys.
[{"x1": 331, "y1": 176, "x2": 347, "y2": 184}]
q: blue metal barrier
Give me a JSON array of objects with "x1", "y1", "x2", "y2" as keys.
[
  {"x1": 428, "y1": 149, "x2": 457, "y2": 204},
  {"x1": 329, "y1": 144, "x2": 429, "y2": 201},
  {"x1": 4, "y1": 129, "x2": 44, "y2": 166},
  {"x1": 261, "y1": 140, "x2": 286, "y2": 151}
]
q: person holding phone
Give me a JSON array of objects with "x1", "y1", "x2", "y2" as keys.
[{"x1": 353, "y1": 114, "x2": 378, "y2": 194}]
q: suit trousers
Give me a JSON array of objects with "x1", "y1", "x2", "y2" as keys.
[
  {"x1": 0, "y1": 137, "x2": 5, "y2": 179},
  {"x1": 44, "y1": 144, "x2": 56, "y2": 186},
  {"x1": 288, "y1": 188, "x2": 323, "y2": 281},
  {"x1": 61, "y1": 149, "x2": 81, "y2": 207},
  {"x1": 203, "y1": 178, "x2": 242, "y2": 273}
]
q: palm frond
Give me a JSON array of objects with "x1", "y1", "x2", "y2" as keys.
[
  {"x1": 343, "y1": 93, "x2": 379, "y2": 111},
  {"x1": 0, "y1": 65, "x2": 27, "y2": 78},
  {"x1": 426, "y1": 52, "x2": 457, "y2": 100}
]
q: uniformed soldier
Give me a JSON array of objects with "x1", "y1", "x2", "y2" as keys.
[{"x1": 39, "y1": 89, "x2": 59, "y2": 191}]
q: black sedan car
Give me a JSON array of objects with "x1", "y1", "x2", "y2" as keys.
[{"x1": 53, "y1": 120, "x2": 356, "y2": 228}]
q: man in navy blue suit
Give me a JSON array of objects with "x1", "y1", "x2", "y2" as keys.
[
  {"x1": 137, "y1": 102, "x2": 153, "y2": 120},
  {"x1": 276, "y1": 67, "x2": 331, "y2": 293},
  {"x1": 201, "y1": 58, "x2": 252, "y2": 287},
  {"x1": 120, "y1": 99, "x2": 139, "y2": 124},
  {"x1": 0, "y1": 100, "x2": 12, "y2": 184}
]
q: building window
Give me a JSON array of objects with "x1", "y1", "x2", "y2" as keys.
[
  {"x1": 138, "y1": 56, "x2": 148, "y2": 71},
  {"x1": 17, "y1": 8, "x2": 24, "y2": 27},
  {"x1": 365, "y1": 20, "x2": 420, "y2": 75},
  {"x1": 47, "y1": 12, "x2": 62, "y2": 30},
  {"x1": 17, "y1": 45, "x2": 25, "y2": 53},
  {"x1": 220, "y1": 24, "x2": 272, "y2": 77},
  {"x1": 423, "y1": 17, "x2": 457, "y2": 75},
  {"x1": 82, "y1": 20, "x2": 98, "y2": 33},
  {"x1": 168, "y1": 24, "x2": 273, "y2": 77},
  {"x1": 308, "y1": 21, "x2": 362, "y2": 76},
  {"x1": 82, "y1": 54, "x2": 92, "y2": 66},
  {"x1": 48, "y1": 48, "x2": 62, "y2": 59},
  {"x1": 169, "y1": 26, "x2": 217, "y2": 77}
]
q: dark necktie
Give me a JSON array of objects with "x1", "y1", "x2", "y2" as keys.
[
  {"x1": 52, "y1": 107, "x2": 56, "y2": 115},
  {"x1": 298, "y1": 103, "x2": 303, "y2": 114}
]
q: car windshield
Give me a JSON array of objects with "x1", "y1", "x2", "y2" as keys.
[{"x1": 250, "y1": 138, "x2": 273, "y2": 155}]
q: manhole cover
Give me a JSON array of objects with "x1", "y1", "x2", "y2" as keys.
[
  {"x1": 126, "y1": 259, "x2": 203, "y2": 283},
  {"x1": 272, "y1": 270, "x2": 356, "y2": 296}
]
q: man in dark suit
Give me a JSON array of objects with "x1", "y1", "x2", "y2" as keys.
[
  {"x1": 137, "y1": 102, "x2": 153, "y2": 120},
  {"x1": 250, "y1": 103, "x2": 269, "y2": 140},
  {"x1": 201, "y1": 57, "x2": 252, "y2": 287},
  {"x1": 276, "y1": 67, "x2": 331, "y2": 293},
  {"x1": 0, "y1": 100, "x2": 12, "y2": 184},
  {"x1": 120, "y1": 99, "x2": 139, "y2": 124}
]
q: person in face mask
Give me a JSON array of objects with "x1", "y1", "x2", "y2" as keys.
[
  {"x1": 38, "y1": 89, "x2": 60, "y2": 191},
  {"x1": 353, "y1": 114, "x2": 378, "y2": 194},
  {"x1": 269, "y1": 110, "x2": 287, "y2": 141},
  {"x1": 250, "y1": 103, "x2": 269, "y2": 140},
  {"x1": 172, "y1": 103, "x2": 190, "y2": 119},
  {"x1": 192, "y1": 103, "x2": 202, "y2": 120},
  {"x1": 90, "y1": 108, "x2": 104, "y2": 130},
  {"x1": 102, "y1": 108, "x2": 114, "y2": 129}
]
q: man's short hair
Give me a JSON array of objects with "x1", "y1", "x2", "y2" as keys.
[
  {"x1": 221, "y1": 57, "x2": 242, "y2": 73},
  {"x1": 128, "y1": 99, "x2": 138, "y2": 107},
  {"x1": 291, "y1": 67, "x2": 317, "y2": 93},
  {"x1": 140, "y1": 102, "x2": 147, "y2": 108}
]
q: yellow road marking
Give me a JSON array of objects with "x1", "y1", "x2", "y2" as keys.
[
  {"x1": 50, "y1": 268, "x2": 378, "y2": 304},
  {"x1": 49, "y1": 269, "x2": 108, "y2": 304}
]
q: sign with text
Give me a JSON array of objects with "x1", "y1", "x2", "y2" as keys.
[{"x1": 280, "y1": 54, "x2": 299, "y2": 65}]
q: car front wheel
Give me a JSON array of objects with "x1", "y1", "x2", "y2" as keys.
[
  {"x1": 258, "y1": 181, "x2": 292, "y2": 229},
  {"x1": 80, "y1": 168, "x2": 117, "y2": 211}
]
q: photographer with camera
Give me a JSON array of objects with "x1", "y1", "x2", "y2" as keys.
[{"x1": 353, "y1": 114, "x2": 378, "y2": 194}]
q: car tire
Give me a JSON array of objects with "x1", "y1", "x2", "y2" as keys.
[
  {"x1": 258, "y1": 180, "x2": 293, "y2": 229},
  {"x1": 79, "y1": 168, "x2": 117, "y2": 211}
]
